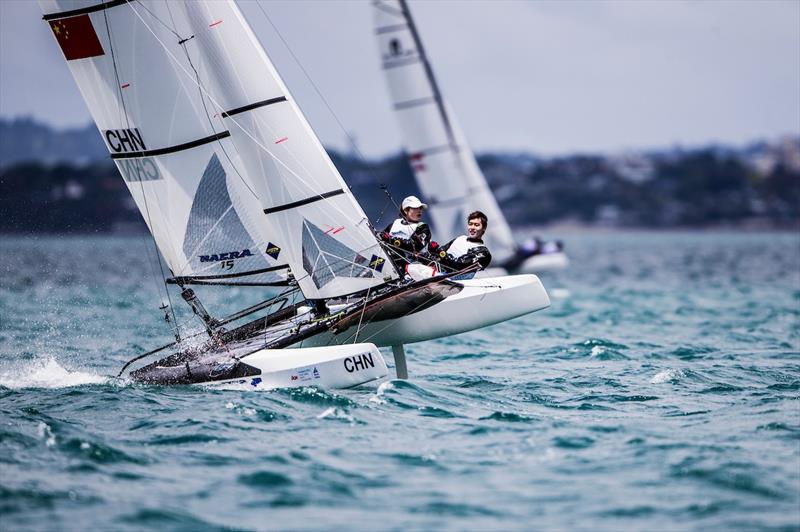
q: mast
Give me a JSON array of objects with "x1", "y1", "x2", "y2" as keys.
[
  {"x1": 39, "y1": 0, "x2": 399, "y2": 312},
  {"x1": 397, "y1": 0, "x2": 458, "y2": 155},
  {"x1": 373, "y1": 0, "x2": 519, "y2": 263}
]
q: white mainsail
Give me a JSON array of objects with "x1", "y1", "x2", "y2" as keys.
[
  {"x1": 373, "y1": 0, "x2": 518, "y2": 264},
  {"x1": 173, "y1": 0, "x2": 399, "y2": 300},
  {"x1": 40, "y1": 0, "x2": 398, "y2": 299},
  {"x1": 39, "y1": 0, "x2": 288, "y2": 285}
]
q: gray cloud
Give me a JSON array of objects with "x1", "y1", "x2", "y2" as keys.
[{"x1": 1, "y1": 0, "x2": 798, "y2": 157}]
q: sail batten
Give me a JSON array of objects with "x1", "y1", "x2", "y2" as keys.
[
  {"x1": 42, "y1": 0, "x2": 131, "y2": 21},
  {"x1": 222, "y1": 96, "x2": 287, "y2": 118},
  {"x1": 173, "y1": 0, "x2": 398, "y2": 300},
  {"x1": 373, "y1": 0, "x2": 518, "y2": 263},
  {"x1": 263, "y1": 189, "x2": 346, "y2": 215},
  {"x1": 109, "y1": 131, "x2": 231, "y2": 159}
]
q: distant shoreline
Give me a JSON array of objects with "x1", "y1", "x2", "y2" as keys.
[{"x1": 2, "y1": 224, "x2": 797, "y2": 238}]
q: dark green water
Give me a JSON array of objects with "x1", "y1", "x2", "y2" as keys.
[{"x1": 1, "y1": 232, "x2": 798, "y2": 531}]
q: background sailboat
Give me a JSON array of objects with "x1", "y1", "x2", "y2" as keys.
[
  {"x1": 39, "y1": 0, "x2": 549, "y2": 386},
  {"x1": 372, "y1": 0, "x2": 569, "y2": 274}
]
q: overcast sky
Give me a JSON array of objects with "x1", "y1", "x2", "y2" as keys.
[{"x1": 1, "y1": 0, "x2": 798, "y2": 157}]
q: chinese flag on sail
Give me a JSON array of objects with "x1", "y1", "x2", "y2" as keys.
[{"x1": 49, "y1": 15, "x2": 105, "y2": 61}]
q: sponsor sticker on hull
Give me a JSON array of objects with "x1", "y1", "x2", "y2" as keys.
[{"x1": 290, "y1": 366, "x2": 322, "y2": 383}]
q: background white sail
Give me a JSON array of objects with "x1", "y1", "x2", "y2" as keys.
[
  {"x1": 39, "y1": 0, "x2": 288, "y2": 285},
  {"x1": 373, "y1": 0, "x2": 518, "y2": 264},
  {"x1": 174, "y1": 0, "x2": 398, "y2": 300}
]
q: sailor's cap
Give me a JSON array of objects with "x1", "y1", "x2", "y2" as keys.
[{"x1": 402, "y1": 196, "x2": 428, "y2": 210}]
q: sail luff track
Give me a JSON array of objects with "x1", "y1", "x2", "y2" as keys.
[{"x1": 397, "y1": 0, "x2": 458, "y2": 153}]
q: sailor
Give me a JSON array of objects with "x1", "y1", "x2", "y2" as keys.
[
  {"x1": 431, "y1": 211, "x2": 492, "y2": 278},
  {"x1": 501, "y1": 236, "x2": 542, "y2": 270},
  {"x1": 379, "y1": 195, "x2": 432, "y2": 270},
  {"x1": 542, "y1": 239, "x2": 563, "y2": 254},
  {"x1": 520, "y1": 236, "x2": 543, "y2": 256}
]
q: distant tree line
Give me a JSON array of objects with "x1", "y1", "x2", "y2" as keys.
[
  {"x1": 1, "y1": 144, "x2": 797, "y2": 234},
  {"x1": 478, "y1": 149, "x2": 799, "y2": 228}
]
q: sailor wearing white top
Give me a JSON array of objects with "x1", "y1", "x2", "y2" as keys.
[
  {"x1": 379, "y1": 195, "x2": 432, "y2": 270},
  {"x1": 431, "y1": 211, "x2": 492, "y2": 277}
]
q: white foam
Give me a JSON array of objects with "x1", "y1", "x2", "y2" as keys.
[
  {"x1": 376, "y1": 380, "x2": 395, "y2": 395},
  {"x1": 0, "y1": 358, "x2": 109, "y2": 389},
  {"x1": 368, "y1": 380, "x2": 395, "y2": 404},
  {"x1": 550, "y1": 288, "x2": 571, "y2": 299},
  {"x1": 590, "y1": 345, "x2": 605, "y2": 357},
  {"x1": 651, "y1": 368, "x2": 685, "y2": 384},
  {"x1": 37, "y1": 421, "x2": 56, "y2": 447},
  {"x1": 317, "y1": 407, "x2": 355, "y2": 422}
]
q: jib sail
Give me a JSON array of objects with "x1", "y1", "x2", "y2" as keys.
[{"x1": 174, "y1": 0, "x2": 399, "y2": 300}]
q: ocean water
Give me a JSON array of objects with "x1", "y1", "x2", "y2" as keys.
[{"x1": 0, "y1": 232, "x2": 798, "y2": 531}]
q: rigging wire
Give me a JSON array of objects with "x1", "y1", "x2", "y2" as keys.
[
  {"x1": 253, "y1": 0, "x2": 404, "y2": 237},
  {"x1": 251, "y1": 1, "x2": 410, "y2": 274},
  {"x1": 352, "y1": 283, "x2": 372, "y2": 344},
  {"x1": 253, "y1": 1, "x2": 372, "y2": 166},
  {"x1": 125, "y1": 2, "x2": 399, "y2": 286},
  {"x1": 144, "y1": 0, "x2": 273, "y2": 281},
  {"x1": 374, "y1": 184, "x2": 400, "y2": 227},
  {"x1": 102, "y1": 7, "x2": 180, "y2": 340},
  {"x1": 126, "y1": 3, "x2": 364, "y2": 226}
]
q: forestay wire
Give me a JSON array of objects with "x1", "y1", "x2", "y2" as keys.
[
  {"x1": 252, "y1": 0, "x2": 413, "y2": 246},
  {"x1": 126, "y1": 2, "x2": 368, "y2": 229},
  {"x1": 122, "y1": 1, "x2": 469, "y2": 338},
  {"x1": 126, "y1": 2, "x2": 398, "y2": 287}
]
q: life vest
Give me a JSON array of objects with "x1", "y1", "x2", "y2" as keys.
[
  {"x1": 388, "y1": 219, "x2": 423, "y2": 240},
  {"x1": 445, "y1": 235, "x2": 485, "y2": 259}
]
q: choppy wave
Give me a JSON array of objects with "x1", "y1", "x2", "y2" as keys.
[
  {"x1": 0, "y1": 357, "x2": 109, "y2": 389},
  {"x1": 1, "y1": 233, "x2": 798, "y2": 530}
]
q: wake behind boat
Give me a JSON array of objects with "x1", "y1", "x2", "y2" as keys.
[{"x1": 39, "y1": 0, "x2": 550, "y2": 389}]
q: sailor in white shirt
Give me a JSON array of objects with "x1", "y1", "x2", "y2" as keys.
[
  {"x1": 430, "y1": 211, "x2": 492, "y2": 278},
  {"x1": 379, "y1": 195, "x2": 432, "y2": 270}
]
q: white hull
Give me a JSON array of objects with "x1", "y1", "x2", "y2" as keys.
[
  {"x1": 212, "y1": 344, "x2": 387, "y2": 389},
  {"x1": 475, "y1": 253, "x2": 569, "y2": 278},
  {"x1": 475, "y1": 267, "x2": 508, "y2": 278},
  {"x1": 301, "y1": 274, "x2": 550, "y2": 348},
  {"x1": 516, "y1": 252, "x2": 570, "y2": 273}
]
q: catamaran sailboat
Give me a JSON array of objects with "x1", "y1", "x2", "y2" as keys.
[
  {"x1": 373, "y1": 0, "x2": 569, "y2": 274},
  {"x1": 39, "y1": 0, "x2": 550, "y2": 388}
]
